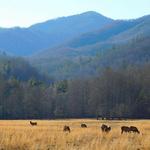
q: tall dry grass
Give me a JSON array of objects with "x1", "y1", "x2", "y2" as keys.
[{"x1": 0, "y1": 119, "x2": 149, "y2": 150}]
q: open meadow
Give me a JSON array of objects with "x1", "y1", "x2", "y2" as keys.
[{"x1": 0, "y1": 119, "x2": 150, "y2": 150}]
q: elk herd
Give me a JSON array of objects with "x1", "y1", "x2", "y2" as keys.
[
  {"x1": 62, "y1": 124, "x2": 140, "y2": 134},
  {"x1": 29, "y1": 121, "x2": 140, "y2": 134},
  {"x1": 101, "y1": 124, "x2": 140, "y2": 134}
]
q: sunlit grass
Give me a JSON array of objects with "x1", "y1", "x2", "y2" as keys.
[{"x1": 0, "y1": 119, "x2": 149, "y2": 150}]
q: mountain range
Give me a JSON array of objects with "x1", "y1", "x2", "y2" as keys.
[
  {"x1": 0, "y1": 11, "x2": 149, "y2": 80},
  {"x1": 0, "y1": 11, "x2": 113, "y2": 56},
  {"x1": 29, "y1": 13, "x2": 150, "y2": 79}
]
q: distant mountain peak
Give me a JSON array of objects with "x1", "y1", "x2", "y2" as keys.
[
  {"x1": 0, "y1": 11, "x2": 114, "y2": 56},
  {"x1": 79, "y1": 11, "x2": 107, "y2": 17},
  {"x1": 78, "y1": 11, "x2": 101, "y2": 15},
  {"x1": 30, "y1": 11, "x2": 113, "y2": 28}
]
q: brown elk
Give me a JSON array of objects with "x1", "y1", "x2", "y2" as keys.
[
  {"x1": 130, "y1": 126, "x2": 140, "y2": 134},
  {"x1": 30, "y1": 121, "x2": 37, "y2": 126},
  {"x1": 105, "y1": 126, "x2": 111, "y2": 133},
  {"x1": 101, "y1": 124, "x2": 111, "y2": 133},
  {"x1": 121, "y1": 126, "x2": 140, "y2": 134},
  {"x1": 101, "y1": 124, "x2": 107, "y2": 132},
  {"x1": 63, "y1": 125, "x2": 71, "y2": 133},
  {"x1": 121, "y1": 126, "x2": 130, "y2": 134},
  {"x1": 81, "y1": 124, "x2": 87, "y2": 128}
]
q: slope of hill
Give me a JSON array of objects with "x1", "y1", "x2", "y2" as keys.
[
  {"x1": 0, "y1": 27, "x2": 51, "y2": 56},
  {"x1": 29, "y1": 15, "x2": 150, "y2": 79},
  {"x1": 65, "y1": 15, "x2": 150, "y2": 48},
  {"x1": 110, "y1": 15, "x2": 150, "y2": 42},
  {"x1": 0, "y1": 54, "x2": 50, "y2": 82},
  {"x1": 29, "y1": 11, "x2": 113, "y2": 43},
  {"x1": 0, "y1": 11, "x2": 113, "y2": 56},
  {"x1": 33, "y1": 15, "x2": 150, "y2": 58}
]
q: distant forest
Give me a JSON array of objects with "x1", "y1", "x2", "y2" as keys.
[{"x1": 0, "y1": 63, "x2": 149, "y2": 119}]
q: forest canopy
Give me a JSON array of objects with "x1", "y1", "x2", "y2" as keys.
[{"x1": 0, "y1": 64, "x2": 149, "y2": 119}]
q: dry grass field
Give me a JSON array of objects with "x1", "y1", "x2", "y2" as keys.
[{"x1": 0, "y1": 119, "x2": 150, "y2": 150}]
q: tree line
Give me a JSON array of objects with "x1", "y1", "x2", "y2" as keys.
[{"x1": 0, "y1": 64, "x2": 149, "y2": 119}]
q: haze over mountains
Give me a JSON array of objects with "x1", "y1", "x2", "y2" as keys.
[
  {"x1": 0, "y1": 11, "x2": 113, "y2": 56},
  {"x1": 0, "y1": 11, "x2": 149, "y2": 80},
  {"x1": 29, "y1": 12, "x2": 150, "y2": 79}
]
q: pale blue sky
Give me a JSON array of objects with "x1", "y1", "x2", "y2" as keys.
[{"x1": 0, "y1": 0, "x2": 150, "y2": 27}]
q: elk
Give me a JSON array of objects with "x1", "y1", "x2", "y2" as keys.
[
  {"x1": 101, "y1": 124, "x2": 108, "y2": 132},
  {"x1": 105, "y1": 126, "x2": 111, "y2": 133},
  {"x1": 130, "y1": 126, "x2": 140, "y2": 134},
  {"x1": 121, "y1": 126, "x2": 140, "y2": 134},
  {"x1": 30, "y1": 121, "x2": 37, "y2": 126},
  {"x1": 121, "y1": 126, "x2": 130, "y2": 134},
  {"x1": 63, "y1": 125, "x2": 71, "y2": 133},
  {"x1": 81, "y1": 123, "x2": 87, "y2": 128},
  {"x1": 101, "y1": 124, "x2": 111, "y2": 133}
]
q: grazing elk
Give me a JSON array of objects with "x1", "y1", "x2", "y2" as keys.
[
  {"x1": 81, "y1": 124, "x2": 87, "y2": 128},
  {"x1": 130, "y1": 126, "x2": 140, "y2": 134},
  {"x1": 63, "y1": 125, "x2": 71, "y2": 133},
  {"x1": 30, "y1": 121, "x2": 37, "y2": 126},
  {"x1": 121, "y1": 126, "x2": 130, "y2": 134},
  {"x1": 121, "y1": 126, "x2": 140, "y2": 134},
  {"x1": 101, "y1": 124, "x2": 111, "y2": 133}
]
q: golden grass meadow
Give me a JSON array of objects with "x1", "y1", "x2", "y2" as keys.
[{"x1": 0, "y1": 119, "x2": 150, "y2": 150}]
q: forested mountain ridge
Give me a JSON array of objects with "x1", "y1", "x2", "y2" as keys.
[
  {"x1": 0, "y1": 11, "x2": 113, "y2": 56},
  {"x1": 29, "y1": 14, "x2": 150, "y2": 79},
  {"x1": 30, "y1": 11, "x2": 113, "y2": 40}
]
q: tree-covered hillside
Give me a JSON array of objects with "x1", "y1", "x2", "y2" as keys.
[
  {"x1": 0, "y1": 54, "x2": 50, "y2": 82},
  {"x1": 0, "y1": 64, "x2": 149, "y2": 119},
  {"x1": 29, "y1": 14, "x2": 150, "y2": 80},
  {"x1": 30, "y1": 35, "x2": 150, "y2": 80}
]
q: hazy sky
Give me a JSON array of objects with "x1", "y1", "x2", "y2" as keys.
[{"x1": 0, "y1": 0, "x2": 150, "y2": 27}]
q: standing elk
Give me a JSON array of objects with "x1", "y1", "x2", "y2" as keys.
[
  {"x1": 63, "y1": 125, "x2": 71, "y2": 133},
  {"x1": 101, "y1": 124, "x2": 111, "y2": 133},
  {"x1": 105, "y1": 126, "x2": 111, "y2": 133},
  {"x1": 30, "y1": 121, "x2": 37, "y2": 126}
]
